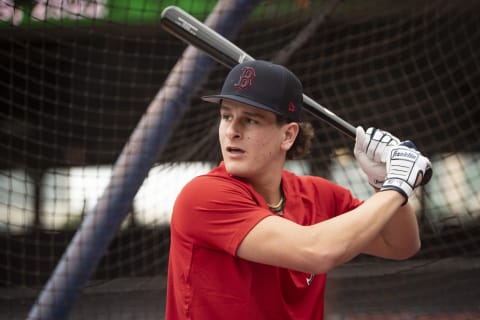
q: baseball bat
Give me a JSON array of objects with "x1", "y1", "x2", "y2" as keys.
[
  {"x1": 160, "y1": 6, "x2": 432, "y2": 184},
  {"x1": 160, "y1": 5, "x2": 356, "y2": 138}
]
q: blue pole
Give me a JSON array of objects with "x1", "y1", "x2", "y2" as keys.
[{"x1": 27, "y1": 1, "x2": 260, "y2": 319}]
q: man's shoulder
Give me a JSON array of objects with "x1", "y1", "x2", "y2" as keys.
[
  {"x1": 282, "y1": 170, "x2": 332, "y2": 187},
  {"x1": 282, "y1": 170, "x2": 352, "y2": 197},
  {"x1": 181, "y1": 164, "x2": 251, "y2": 196}
]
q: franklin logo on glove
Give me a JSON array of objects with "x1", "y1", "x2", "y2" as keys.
[{"x1": 392, "y1": 149, "x2": 418, "y2": 161}]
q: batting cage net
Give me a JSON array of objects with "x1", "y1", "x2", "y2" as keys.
[{"x1": 1, "y1": 0, "x2": 479, "y2": 319}]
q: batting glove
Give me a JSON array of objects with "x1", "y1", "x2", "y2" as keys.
[
  {"x1": 381, "y1": 145, "x2": 432, "y2": 205},
  {"x1": 354, "y1": 126, "x2": 400, "y2": 189}
]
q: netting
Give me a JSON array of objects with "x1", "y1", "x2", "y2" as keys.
[{"x1": 1, "y1": 0, "x2": 479, "y2": 319}]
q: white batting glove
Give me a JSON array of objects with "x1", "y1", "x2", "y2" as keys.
[
  {"x1": 381, "y1": 145, "x2": 432, "y2": 205},
  {"x1": 354, "y1": 126, "x2": 400, "y2": 189}
]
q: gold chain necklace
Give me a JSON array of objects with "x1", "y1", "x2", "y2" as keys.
[{"x1": 268, "y1": 195, "x2": 285, "y2": 213}]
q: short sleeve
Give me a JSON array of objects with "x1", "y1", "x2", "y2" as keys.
[{"x1": 171, "y1": 175, "x2": 272, "y2": 256}]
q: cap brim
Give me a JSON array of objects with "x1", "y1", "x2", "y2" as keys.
[{"x1": 201, "y1": 94, "x2": 282, "y2": 116}]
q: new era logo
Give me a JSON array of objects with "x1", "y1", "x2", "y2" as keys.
[{"x1": 288, "y1": 102, "x2": 296, "y2": 113}]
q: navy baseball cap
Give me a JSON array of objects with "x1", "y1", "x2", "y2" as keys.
[{"x1": 202, "y1": 60, "x2": 303, "y2": 122}]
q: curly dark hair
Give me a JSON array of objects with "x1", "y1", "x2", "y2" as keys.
[{"x1": 276, "y1": 116, "x2": 315, "y2": 160}]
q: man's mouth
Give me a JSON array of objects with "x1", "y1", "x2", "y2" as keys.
[{"x1": 226, "y1": 146, "x2": 245, "y2": 154}]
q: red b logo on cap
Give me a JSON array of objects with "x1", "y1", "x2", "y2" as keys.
[{"x1": 234, "y1": 66, "x2": 256, "y2": 90}]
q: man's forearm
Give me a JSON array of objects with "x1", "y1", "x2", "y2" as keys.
[{"x1": 379, "y1": 203, "x2": 421, "y2": 259}]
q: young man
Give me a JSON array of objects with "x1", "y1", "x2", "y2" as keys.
[{"x1": 166, "y1": 60, "x2": 431, "y2": 319}]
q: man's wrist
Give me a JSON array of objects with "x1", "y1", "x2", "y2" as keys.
[
  {"x1": 377, "y1": 188, "x2": 407, "y2": 207},
  {"x1": 380, "y1": 178, "x2": 412, "y2": 206}
]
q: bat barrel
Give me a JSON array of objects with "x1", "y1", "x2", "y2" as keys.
[{"x1": 161, "y1": 6, "x2": 254, "y2": 68}]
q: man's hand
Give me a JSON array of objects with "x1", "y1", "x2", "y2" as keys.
[
  {"x1": 354, "y1": 126, "x2": 400, "y2": 189},
  {"x1": 381, "y1": 145, "x2": 432, "y2": 205}
]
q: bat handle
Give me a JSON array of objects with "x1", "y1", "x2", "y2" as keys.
[{"x1": 302, "y1": 94, "x2": 356, "y2": 139}]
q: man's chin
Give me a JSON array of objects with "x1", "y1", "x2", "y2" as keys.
[{"x1": 225, "y1": 164, "x2": 250, "y2": 179}]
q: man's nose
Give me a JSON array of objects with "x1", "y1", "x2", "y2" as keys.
[{"x1": 225, "y1": 119, "x2": 241, "y2": 138}]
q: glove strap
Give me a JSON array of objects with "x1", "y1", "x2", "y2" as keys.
[{"x1": 380, "y1": 178, "x2": 413, "y2": 206}]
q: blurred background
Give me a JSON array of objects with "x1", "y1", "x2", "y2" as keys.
[{"x1": 0, "y1": 0, "x2": 479, "y2": 319}]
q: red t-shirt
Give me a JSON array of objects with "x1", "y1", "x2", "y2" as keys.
[{"x1": 166, "y1": 162, "x2": 362, "y2": 320}]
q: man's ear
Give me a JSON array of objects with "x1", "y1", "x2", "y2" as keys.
[{"x1": 282, "y1": 123, "x2": 299, "y2": 149}]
